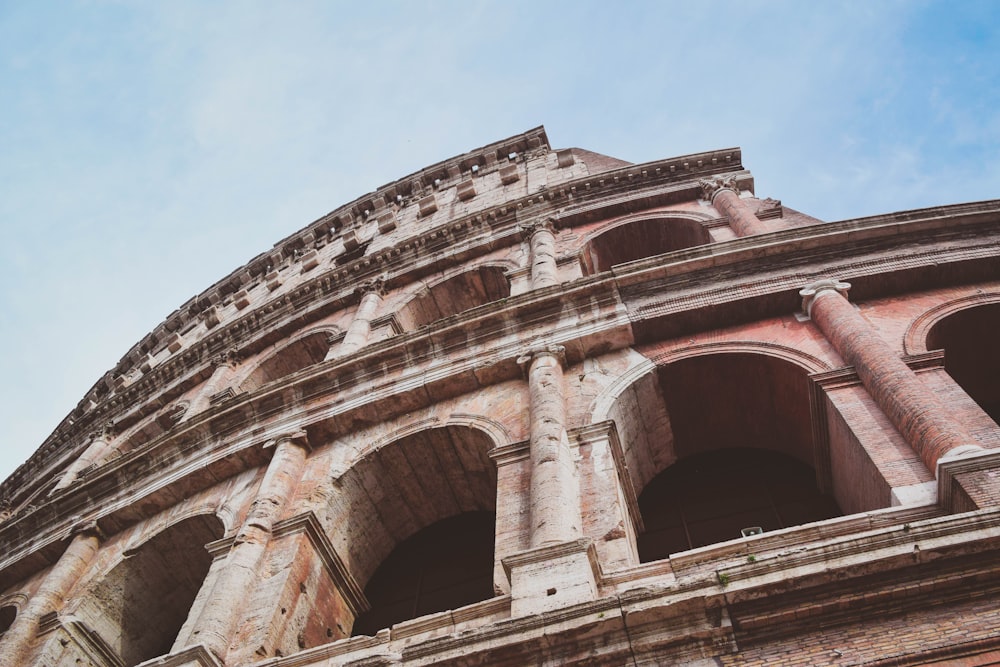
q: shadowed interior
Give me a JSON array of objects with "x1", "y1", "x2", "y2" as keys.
[
  {"x1": 581, "y1": 217, "x2": 711, "y2": 275},
  {"x1": 927, "y1": 303, "x2": 1000, "y2": 424}
]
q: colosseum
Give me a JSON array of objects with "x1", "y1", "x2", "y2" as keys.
[{"x1": 1, "y1": 126, "x2": 999, "y2": 666}]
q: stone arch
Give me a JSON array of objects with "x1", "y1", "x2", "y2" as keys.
[
  {"x1": 0, "y1": 595, "x2": 24, "y2": 639},
  {"x1": 239, "y1": 329, "x2": 334, "y2": 393},
  {"x1": 591, "y1": 343, "x2": 831, "y2": 491},
  {"x1": 74, "y1": 512, "x2": 225, "y2": 666},
  {"x1": 920, "y1": 299, "x2": 1000, "y2": 425},
  {"x1": 597, "y1": 345, "x2": 840, "y2": 559},
  {"x1": 329, "y1": 424, "x2": 499, "y2": 634},
  {"x1": 396, "y1": 263, "x2": 512, "y2": 330},
  {"x1": 578, "y1": 212, "x2": 713, "y2": 275}
]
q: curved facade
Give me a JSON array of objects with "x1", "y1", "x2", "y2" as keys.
[{"x1": 1, "y1": 126, "x2": 1000, "y2": 666}]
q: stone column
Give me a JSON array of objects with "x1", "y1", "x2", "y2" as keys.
[
  {"x1": 526, "y1": 220, "x2": 560, "y2": 289},
  {"x1": 328, "y1": 280, "x2": 384, "y2": 359},
  {"x1": 181, "y1": 351, "x2": 240, "y2": 422},
  {"x1": 51, "y1": 425, "x2": 116, "y2": 493},
  {"x1": 517, "y1": 345, "x2": 582, "y2": 547},
  {"x1": 801, "y1": 279, "x2": 982, "y2": 472},
  {"x1": 0, "y1": 525, "x2": 101, "y2": 667},
  {"x1": 700, "y1": 175, "x2": 769, "y2": 237},
  {"x1": 181, "y1": 431, "x2": 310, "y2": 661}
]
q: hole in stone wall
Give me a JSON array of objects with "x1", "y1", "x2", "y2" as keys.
[
  {"x1": 927, "y1": 303, "x2": 1000, "y2": 425},
  {"x1": 397, "y1": 265, "x2": 510, "y2": 330},
  {"x1": 546, "y1": 588, "x2": 557, "y2": 596},
  {"x1": 0, "y1": 605, "x2": 16, "y2": 637},
  {"x1": 351, "y1": 512, "x2": 495, "y2": 637},
  {"x1": 580, "y1": 217, "x2": 711, "y2": 275},
  {"x1": 638, "y1": 449, "x2": 839, "y2": 561},
  {"x1": 240, "y1": 332, "x2": 332, "y2": 393},
  {"x1": 76, "y1": 514, "x2": 225, "y2": 666}
]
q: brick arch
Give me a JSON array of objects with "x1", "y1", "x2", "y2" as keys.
[
  {"x1": 594, "y1": 343, "x2": 830, "y2": 496},
  {"x1": 328, "y1": 424, "x2": 499, "y2": 594},
  {"x1": 907, "y1": 295, "x2": 1000, "y2": 425},
  {"x1": 577, "y1": 211, "x2": 714, "y2": 275},
  {"x1": 0, "y1": 593, "x2": 26, "y2": 638},
  {"x1": 903, "y1": 291, "x2": 1000, "y2": 355},
  {"x1": 239, "y1": 329, "x2": 335, "y2": 393},
  {"x1": 395, "y1": 263, "x2": 513, "y2": 330}
]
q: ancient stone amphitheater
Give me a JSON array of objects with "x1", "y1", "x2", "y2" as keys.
[{"x1": 1, "y1": 127, "x2": 999, "y2": 666}]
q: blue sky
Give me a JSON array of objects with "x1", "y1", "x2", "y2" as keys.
[{"x1": 1, "y1": 1, "x2": 998, "y2": 483}]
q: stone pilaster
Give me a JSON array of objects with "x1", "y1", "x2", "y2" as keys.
[
  {"x1": 51, "y1": 424, "x2": 116, "y2": 493},
  {"x1": 700, "y1": 175, "x2": 769, "y2": 237},
  {"x1": 524, "y1": 220, "x2": 560, "y2": 289},
  {"x1": 180, "y1": 431, "x2": 310, "y2": 661},
  {"x1": 182, "y1": 351, "x2": 240, "y2": 422},
  {"x1": 517, "y1": 345, "x2": 582, "y2": 547},
  {"x1": 801, "y1": 279, "x2": 982, "y2": 472},
  {"x1": 329, "y1": 279, "x2": 384, "y2": 359},
  {"x1": 0, "y1": 524, "x2": 102, "y2": 667}
]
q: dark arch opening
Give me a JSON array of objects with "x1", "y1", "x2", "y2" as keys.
[
  {"x1": 399, "y1": 266, "x2": 510, "y2": 329},
  {"x1": 658, "y1": 353, "x2": 816, "y2": 465},
  {"x1": 351, "y1": 512, "x2": 495, "y2": 636},
  {"x1": 79, "y1": 514, "x2": 225, "y2": 665},
  {"x1": 581, "y1": 217, "x2": 711, "y2": 275},
  {"x1": 0, "y1": 604, "x2": 15, "y2": 637},
  {"x1": 638, "y1": 449, "x2": 840, "y2": 561},
  {"x1": 926, "y1": 303, "x2": 1000, "y2": 424},
  {"x1": 241, "y1": 331, "x2": 331, "y2": 392}
]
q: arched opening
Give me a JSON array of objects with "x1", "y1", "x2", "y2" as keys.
[
  {"x1": 926, "y1": 303, "x2": 1000, "y2": 424},
  {"x1": 351, "y1": 512, "x2": 495, "y2": 636},
  {"x1": 581, "y1": 217, "x2": 711, "y2": 275},
  {"x1": 330, "y1": 426, "x2": 499, "y2": 635},
  {"x1": 0, "y1": 604, "x2": 15, "y2": 638},
  {"x1": 398, "y1": 266, "x2": 510, "y2": 329},
  {"x1": 77, "y1": 514, "x2": 225, "y2": 666},
  {"x1": 638, "y1": 449, "x2": 839, "y2": 560},
  {"x1": 240, "y1": 331, "x2": 331, "y2": 392},
  {"x1": 606, "y1": 352, "x2": 842, "y2": 561}
]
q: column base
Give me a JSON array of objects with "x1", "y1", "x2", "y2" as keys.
[{"x1": 502, "y1": 538, "x2": 601, "y2": 616}]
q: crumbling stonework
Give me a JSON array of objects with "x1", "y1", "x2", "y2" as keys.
[{"x1": 1, "y1": 126, "x2": 999, "y2": 666}]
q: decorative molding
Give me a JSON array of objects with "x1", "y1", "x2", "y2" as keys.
[
  {"x1": 799, "y1": 278, "x2": 851, "y2": 318},
  {"x1": 699, "y1": 174, "x2": 740, "y2": 202},
  {"x1": 902, "y1": 290, "x2": 1000, "y2": 355},
  {"x1": 271, "y1": 511, "x2": 370, "y2": 616}
]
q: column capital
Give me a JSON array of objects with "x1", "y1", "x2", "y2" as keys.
[
  {"x1": 88, "y1": 421, "x2": 116, "y2": 444},
  {"x1": 356, "y1": 276, "x2": 386, "y2": 299},
  {"x1": 210, "y1": 348, "x2": 241, "y2": 369},
  {"x1": 517, "y1": 344, "x2": 566, "y2": 375},
  {"x1": 519, "y1": 218, "x2": 557, "y2": 239},
  {"x1": 69, "y1": 518, "x2": 105, "y2": 541},
  {"x1": 699, "y1": 175, "x2": 740, "y2": 202},
  {"x1": 268, "y1": 429, "x2": 311, "y2": 452},
  {"x1": 799, "y1": 279, "x2": 851, "y2": 318}
]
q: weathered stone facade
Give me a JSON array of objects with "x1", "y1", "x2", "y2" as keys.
[{"x1": 1, "y1": 126, "x2": 999, "y2": 666}]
